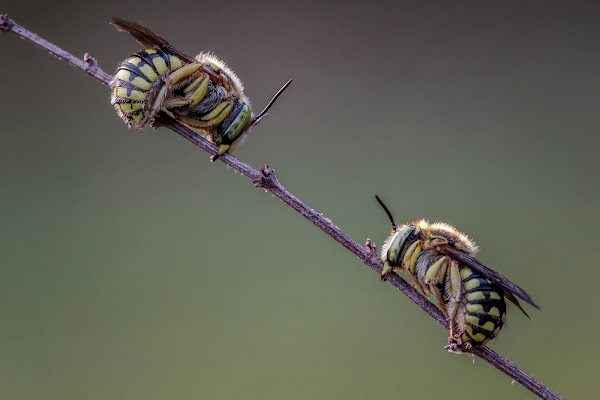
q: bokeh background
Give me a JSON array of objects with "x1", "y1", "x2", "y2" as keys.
[{"x1": 2, "y1": 1, "x2": 598, "y2": 399}]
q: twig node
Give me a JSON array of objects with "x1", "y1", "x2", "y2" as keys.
[{"x1": 0, "y1": 14, "x2": 14, "y2": 32}]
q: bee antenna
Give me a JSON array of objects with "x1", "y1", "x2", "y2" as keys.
[
  {"x1": 251, "y1": 79, "x2": 292, "y2": 127},
  {"x1": 375, "y1": 195, "x2": 397, "y2": 230}
]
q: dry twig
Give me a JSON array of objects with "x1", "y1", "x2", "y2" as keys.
[{"x1": 1, "y1": 15, "x2": 562, "y2": 400}]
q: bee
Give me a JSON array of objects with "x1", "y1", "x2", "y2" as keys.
[
  {"x1": 375, "y1": 196, "x2": 540, "y2": 353},
  {"x1": 109, "y1": 17, "x2": 291, "y2": 160}
]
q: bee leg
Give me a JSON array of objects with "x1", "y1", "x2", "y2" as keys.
[
  {"x1": 444, "y1": 265, "x2": 469, "y2": 353},
  {"x1": 214, "y1": 145, "x2": 230, "y2": 159},
  {"x1": 430, "y1": 284, "x2": 448, "y2": 317},
  {"x1": 162, "y1": 73, "x2": 211, "y2": 110},
  {"x1": 165, "y1": 63, "x2": 204, "y2": 86},
  {"x1": 155, "y1": 69, "x2": 209, "y2": 113},
  {"x1": 399, "y1": 267, "x2": 428, "y2": 295},
  {"x1": 444, "y1": 311, "x2": 464, "y2": 354},
  {"x1": 203, "y1": 65, "x2": 234, "y2": 91},
  {"x1": 448, "y1": 261, "x2": 462, "y2": 303},
  {"x1": 447, "y1": 301, "x2": 460, "y2": 339},
  {"x1": 141, "y1": 83, "x2": 172, "y2": 128},
  {"x1": 201, "y1": 101, "x2": 235, "y2": 157},
  {"x1": 384, "y1": 265, "x2": 429, "y2": 296},
  {"x1": 380, "y1": 261, "x2": 394, "y2": 281},
  {"x1": 447, "y1": 261, "x2": 462, "y2": 334},
  {"x1": 412, "y1": 274, "x2": 429, "y2": 296},
  {"x1": 162, "y1": 99, "x2": 190, "y2": 108},
  {"x1": 183, "y1": 74, "x2": 210, "y2": 106},
  {"x1": 380, "y1": 261, "x2": 407, "y2": 281},
  {"x1": 445, "y1": 341, "x2": 467, "y2": 354},
  {"x1": 424, "y1": 255, "x2": 448, "y2": 298},
  {"x1": 428, "y1": 237, "x2": 449, "y2": 249},
  {"x1": 200, "y1": 100, "x2": 233, "y2": 126},
  {"x1": 399, "y1": 242, "x2": 425, "y2": 293},
  {"x1": 170, "y1": 108, "x2": 210, "y2": 128},
  {"x1": 445, "y1": 334, "x2": 472, "y2": 354},
  {"x1": 143, "y1": 67, "x2": 207, "y2": 128}
]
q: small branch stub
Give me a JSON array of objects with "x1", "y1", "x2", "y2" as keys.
[
  {"x1": 84, "y1": 53, "x2": 99, "y2": 72},
  {"x1": 0, "y1": 14, "x2": 14, "y2": 32},
  {"x1": 364, "y1": 238, "x2": 380, "y2": 265},
  {"x1": 254, "y1": 165, "x2": 277, "y2": 189},
  {"x1": 261, "y1": 165, "x2": 274, "y2": 177}
]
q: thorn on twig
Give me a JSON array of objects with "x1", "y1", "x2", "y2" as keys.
[{"x1": 0, "y1": 14, "x2": 14, "y2": 32}]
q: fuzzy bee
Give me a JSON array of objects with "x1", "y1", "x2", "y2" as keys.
[
  {"x1": 375, "y1": 196, "x2": 540, "y2": 353},
  {"x1": 109, "y1": 17, "x2": 291, "y2": 159}
]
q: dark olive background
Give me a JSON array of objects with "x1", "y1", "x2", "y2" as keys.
[{"x1": 2, "y1": 1, "x2": 599, "y2": 399}]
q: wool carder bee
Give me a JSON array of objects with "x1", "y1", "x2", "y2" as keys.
[
  {"x1": 375, "y1": 196, "x2": 540, "y2": 352},
  {"x1": 109, "y1": 17, "x2": 290, "y2": 159}
]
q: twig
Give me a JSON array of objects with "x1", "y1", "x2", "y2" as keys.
[{"x1": 1, "y1": 15, "x2": 562, "y2": 400}]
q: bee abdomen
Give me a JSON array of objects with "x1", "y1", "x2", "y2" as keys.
[
  {"x1": 111, "y1": 48, "x2": 185, "y2": 127},
  {"x1": 461, "y1": 269, "x2": 506, "y2": 345}
]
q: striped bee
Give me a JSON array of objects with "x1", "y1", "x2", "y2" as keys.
[
  {"x1": 109, "y1": 17, "x2": 290, "y2": 159},
  {"x1": 375, "y1": 196, "x2": 540, "y2": 353}
]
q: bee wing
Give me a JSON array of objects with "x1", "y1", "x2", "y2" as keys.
[
  {"x1": 111, "y1": 17, "x2": 196, "y2": 63},
  {"x1": 111, "y1": 17, "x2": 170, "y2": 47},
  {"x1": 440, "y1": 246, "x2": 541, "y2": 317}
]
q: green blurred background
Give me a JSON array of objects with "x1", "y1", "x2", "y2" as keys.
[{"x1": 2, "y1": 1, "x2": 598, "y2": 399}]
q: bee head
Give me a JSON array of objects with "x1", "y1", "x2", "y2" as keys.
[
  {"x1": 383, "y1": 226, "x2": 416, "y2": 266},
  {"x1": 376, "y1": 195, "x2": 418, "y2": 266},
  {"x1": 213, "y1": 79, "x2": 292, "y2": 161}
]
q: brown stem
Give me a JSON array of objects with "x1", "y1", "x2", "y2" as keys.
[{"x1": 1, "y1": 15, "x2": 562, "y2": 400}]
